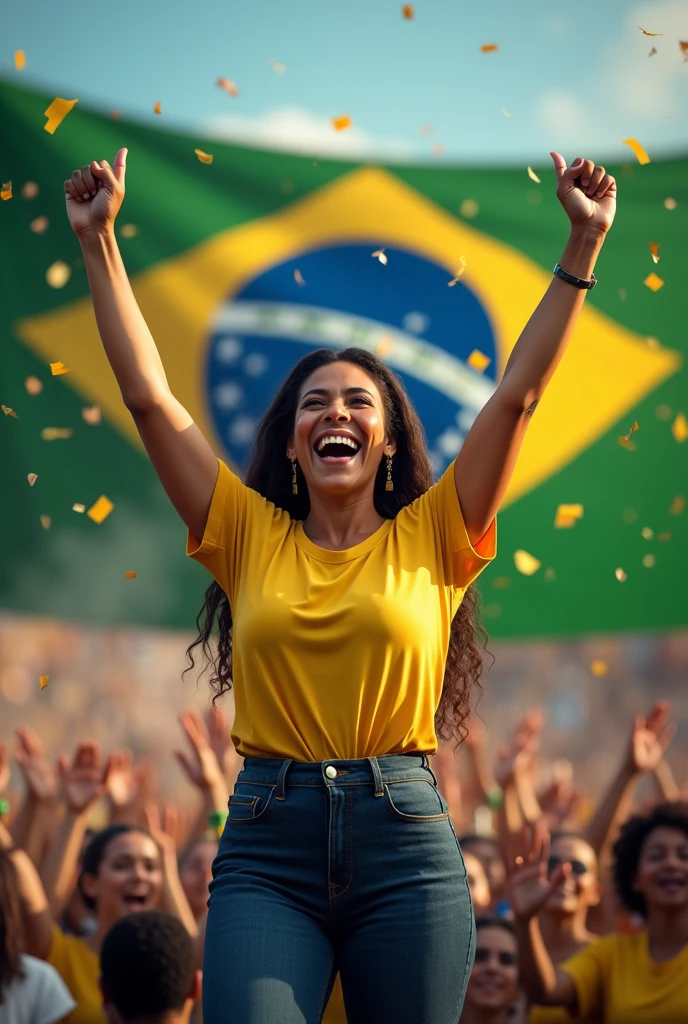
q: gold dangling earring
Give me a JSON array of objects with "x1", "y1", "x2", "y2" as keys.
[
  {"x1": 291, "y1": 458, "x2": 298, "y2": 495},
  {"x1": 385, "y1": 454, "x2": 393, "y2": 492}
]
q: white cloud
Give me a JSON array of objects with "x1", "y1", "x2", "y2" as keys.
[{"x1": 200, "y1": 106, "x2": 414, "y2": 161}]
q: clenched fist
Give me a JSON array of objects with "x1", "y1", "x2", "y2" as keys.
[{"x1": 64, "y1": 147, "x2": 127, "y2": 237}]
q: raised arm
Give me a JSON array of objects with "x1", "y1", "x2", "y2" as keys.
[
  {"x1": 175, "y1": 710, "x2": 229, "y2": 840},
  {"x1": 12, "y1": 726, "x2": 60, "y2": 868},
  {"x1": 64, "y1": 150, "x2": 218, "y2": 540},
  {"x1": 454, "y1": 154, "x2": 616, "y2": 543}
]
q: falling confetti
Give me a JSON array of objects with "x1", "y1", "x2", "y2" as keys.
[
  {"x1": 658, "y1": 532, "x2": 671, "y2": 542},
  {"x1": 480, "y1": 43, "x2": 498, "y2": 52},
  {"x1": 527, "y1": 166, "x2": 541, "y2": 183},
  {"x1": 217, "y1": 77, "x2": 239, "y2": 97},
  {"x1": 46, "y1": 261, "x2": 71, "y2": 289},
  {"x1": 649, "y1": 242, "x2": 661, "y2": 263},
  {"x1": 43, "y1": 97, "x2": 78, "y2": 135},
  {"x1": 81, "y1": 405, "x2": 101, "y2": 425},
  {"x1": 670, "y1": 496, "x2": 685, "y2": 516},
  {"x1": 14, "y1": 50, "x2": 25, "y2": 70},
  {"x1": 50, "y1": 361, "x2": 69, "y2": 376},
  {"x1": 41, "y1": 427, "x2": 72, "y2": 440},
  {"x1": 87, "y1": 495, "x2": 114, "y2": 524},
  {"x1": 544, "y1": 567, "x2": 556, "y2": 582},
  {"x1": 672, "y1": 413, "x2": 688, "y2": 442},
  {"x1": 643, "y1": 554, "x2": 656, "y2": 568},
  {"x1": 72, "y1": 503, "x2": 85, "y2": 513},
  {"x1": 372, "y1": 248, "x2": 388, "y2": 265},
  {"x1": 617, "y1": 420, "x2": 639, "y2": 450},
  {"x1": 514, "y1": 550, "x2": 541, "y2": 576},
  {"x1": 332, "y1": 114, "x2": 352, "y2": 131},
  {"x1": 194, "y1": 149, "x2": 213, "y2": 164},
  {"x1": 432, "y1": 143, "x2": 445, "y2": 157},
  {"x1": 40, "y1": 515, "x2": 51, "y2": 530},
  {"x1": 649, "y1": 47, "x2": 657, "y2": 56},
  {"x1": 680, "y1": 41, "x2": 688, "y2": 60},
  {"x1": 644, "y1": 272, "x2": 664, "y2": 292},
  {"x1": 124, "y1": 571, "x2": 137, "y2": 579},
  {"x1": 153, "y1": 101, "x2": 162, "y2": 115},
  {"x1": 27, "y1": 473, "x2": 37, "y2": 487},
  {"x1": 448, "y1": 256, "x2": 467, "y2": 286},
  {"x1": 21, "y1": 181, "x2": 39, "y2": 199},
  {"x1": 1, "y1": 406, "x2": 18, "y2": 418},
  {"x1": 120, "y1": 224, "x2": 139, "y2": 238},
  {"x1": 402, "y1": 4, "x2": 414, "y2": 17},
  {"x1": 615, "y1": 568, "x2": 627, "y2": 582},
  {"x1": 621, "y1": 138, "x2": 650, "y2": 165},
  {"x1": 376, "y1": 334, "x2": 393, "y2": 357},
  {"x1": 467, "y1": 349, "x2": 491, "y2": 373},
  {"x1": 420, "y1": 123, "x2": 433, "y2": 136},
  {"x1": 30, "y1": 216, "x2": 49, "y2": 234},
  {"x1": 39, "y1": 675, "x2": 49, "y2": 690},
  {"x1": 590, "y1": 659, "x2": 608, "y2": 677},
  {"x1": 641, "y1": 526, "x2": 654, "y2": 540},
  {"x1": 664, "y1": 197, "x2": 677, "y2": 210},
  {"x1": 111, "y1": 111, "x2": 122, "y2": 120},
  {"x1": 1, "y1": 182, "x2": 12, "y2": 201},
  {"x1": 269, "y1": 59, "x2": 286, "y2": 74},
  {"x1": 459, "y1": 198, "x2": 479, "y2": 218},
  {"x1": 554, "y1": 503, "x2": 584, "y2": 529},
  {"x1": 500, "y1": 108, "x2": 513, "y2": 118},
  {"x1": 638, "y1": 26, "x2": 662, "y2": 35},
  {"x1": 293, "y1": 269, "x2": 306, "y2": 286}
]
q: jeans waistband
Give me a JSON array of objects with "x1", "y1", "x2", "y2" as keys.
[{"x1": 239, "y1": 753, "x2": 436, "y2": 801}]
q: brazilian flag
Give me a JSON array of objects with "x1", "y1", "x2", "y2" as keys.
[{"x1": 1, "y1": 79, "x2": 686, "y2": 638}]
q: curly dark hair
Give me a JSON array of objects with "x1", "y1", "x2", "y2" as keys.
[
  {"x1": 612, "y1": 801, "x2": 688, "y2": 917},
  {"x1": 186, "y1": 347, "x2": 492, "y2": 747}
]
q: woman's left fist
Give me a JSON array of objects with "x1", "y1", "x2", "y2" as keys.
[{"x1": 550, "y1": 152, "x2": 617, "y2": 235}]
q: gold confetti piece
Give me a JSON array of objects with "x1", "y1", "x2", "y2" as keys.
[
  {"x1": 480, "y1": 43, "x2": 498, "y2": 52},
  {"x1": 27, "y1": 473, "x2": 37, "y2": 487},
  {"x1": 194, "y1": 149, "x2": 213, "y2": 164},
  {"x1": 120, "y1": 224, "x2": 139, "y2": 238},
  {"x1": 72, "y1": 503, "x2": 85, "y2": 513},
  {"x1": 643, "y1": 554, "x2": 656, "y2": 568},
  {"x1": 124, "y1": 571, "x2": 137, "y2": 579},
  {"x1": 43, "y1": 97, "x2": 78, "y2": 134},
  {"x1": 670, "y1": 496, "x2": 685, "y2": 516},
  {"x1": 376, "y1": 334, "x2": 393, "y2": 357},
  {"x1": 500, "y1": 107, "x2": 513, "y2": 117},
  {"x1": 649, "y1": 242, "x2": 660, "y2": 263},
  {"x1": 641, "y1": 526, "x2": 654, "y2": 539},
  {"x1": 467, "y1": 349, "x2": 491, "y2": 373},
  {"x1": 1, "y1": 182, "x2": 12, "y2": 201},
  {"x1": 15, "y1": 50, "x2": 25, "y2": 70},
  {"x1": 111, "y1": 110, "x2": 122, "y2": 120},
  {"x1": 459, "y1": 198, "x2": 479, "y2": 218},
  {"x1": 649, "y1": 46, "x2": 657, "y2": 57},
  {"x1": 544, "y1": 567, "x2": 556, "y2": 582},
  {"x1": 680, "y1": 41, "x2": 688, "y2": 60},
  {"x1": 644, "y1": 271, "x2": 664, "y2": 291},
  {"x1": 615, "y1": 567, "x2": 627, "y2": 582},
  {"x1": 527, "y1": 166, "x2": 541, "y2": 183},
  {"x1": 40, "y1": 515, "x2": 51, "y2": 530},
  {"x1": 638, "y1": 26, "x2": 662, "y2": 35},
  {"x1": 432, "y1": 143, "x2": 445, "y2": 157},
  {"x1": 87, "y1": 495, "x2": 114, "y2": 524},
  {"x1": 1, "y1": 405, "x2": 18, "y2": 418},
  {"x1": 448, "y1": 256, "x2": 467, "y2": 287},
  {"x1": 372, "y1": 248, "x2": 388, "y2": 265},
  {"x1": 30, "y1": 216, "x2": 49, "y2": 234},
  {"x1": 50, "y1": 361, "x2": 69, "y2": 376},
  {"x1": 555, "y1": 503, "x2": 584, "y2": 528},
  {"x1": 39, "y1": 675, "x2": 49, "y2": 690},
  {"x1": 46, "y1": 261, "x2": 71, "y2": 289},
  {"x1": 617, "y1": 419, "x2": 639, "y2": 450},
  {"x1": 590, "y1": 659, "x2": 608, "y2": 677},
  {"x1": 332, "y1": 114, "x2": 352, "y2": 131},
  {"x1": 672, "y1": 412, "x2": 688, "y2": 442},
  {"x1": 293, "y1": 269, "x2": 306, "y2": 286},
  {"x1": 402, "y1": 4, "x2": 414, "y2": 17},
  {"x1": 664, "y1": 197, "x2": 677, "y2": 210},
  {"x1": 269, "y1": 59, "x2": 286, "y2": 74},
  {"x1": 153, "y1": 101, "x2": 162, "y2": 115},
  {"x1": 41, "y1": 427, "x2": 72, "y2": 440},
  {"x1": 21, "y1": 181, "x2": 39, "y2": 199},
  {"x1": 217, "y1": 77, "x2": 239, "y2": 97},
  {"x1": 514, "y1": 550, "x2": 541, "y2": 576},
  {"x1": 622, "y1": 137, "x2": 650, "y2": 165},
  {"x1": 25, "y1": 376, "x2": 42, "y2": 395},
  {"x1": 81, "y1": 405, "x2": 101, "y2": 425}
]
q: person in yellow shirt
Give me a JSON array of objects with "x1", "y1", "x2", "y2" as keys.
[
  {"x1": 511, "y1": 803, "x2": 688, "y2": 1024},
  {"x1": 65, "y1": 142, "x2": 617, "y2": 1022}
]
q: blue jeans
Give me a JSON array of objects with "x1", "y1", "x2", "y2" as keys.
[{"x1": 203, "y1": 753, "x2": 475, "y2": 1024}]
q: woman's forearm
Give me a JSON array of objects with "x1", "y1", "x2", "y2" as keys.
[
  {"x1": 515, "y1": 917, "x2": 575, "y2": 1007},
  {"x1": 40, "y1": 808, "x2": 89, "y2": 917},
  {"x1": 79, "y1": 228, "x2": 170, "y2": 410},
  {"x1": 501, "y1": 226, "x2": 605, "y2": 405}
]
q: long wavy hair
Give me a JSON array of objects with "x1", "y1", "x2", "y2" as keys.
[
  {"x1": 0, "y1": 850, "x2": 25, "y2": 1004},
  {"x1": 186, "y1": 347, "x2": 491, "y2": 746}
]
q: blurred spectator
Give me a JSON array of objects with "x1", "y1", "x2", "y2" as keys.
[{"x1": 459, "y1": 918, "x2": 521, "y2": 1024}]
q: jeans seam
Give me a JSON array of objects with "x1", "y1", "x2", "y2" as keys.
[{"x1": 316, "y1": 953, "x2": 337, "y2": 1022}]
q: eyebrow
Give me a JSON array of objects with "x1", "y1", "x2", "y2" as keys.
[{"x1": 301, "y1": 386, "x2": 375, "y2": 400}]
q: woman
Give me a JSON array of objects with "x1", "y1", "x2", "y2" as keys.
[
  {"x1": 64, "y1": 146, "x2": 615, "y2": 1023},
  {"x1": 510, "y1": 805, "x2": 688, "y2": 1023},
  {"x1": 0, "y1": 848, "x2": 75, "y2": 1024},
  {"x1": 460, "y1": 918, "x2": 521, "y2": 1024}
]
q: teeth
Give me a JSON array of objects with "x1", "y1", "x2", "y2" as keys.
[{"x1": 316, "y1": 435, "x2": 359, "y2": 452}]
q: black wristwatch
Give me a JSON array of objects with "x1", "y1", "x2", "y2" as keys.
[{"x1": 553, "y1": 262, "x2": 597, "y2": 290}]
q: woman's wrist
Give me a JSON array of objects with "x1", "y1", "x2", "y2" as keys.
[{"x1": 559, "y1": 226, "x2": 605, "y2": 282}]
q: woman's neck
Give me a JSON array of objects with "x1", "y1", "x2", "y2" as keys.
[
  {"x1": 646, "y1": 906, "x2": 688, "y2": 961},
  {"x1": 302, "y1": 491, "x2": 386, "y2": 550},
  {"x1": 540, "y1": 909, "x2": 594, "y2": 959}
]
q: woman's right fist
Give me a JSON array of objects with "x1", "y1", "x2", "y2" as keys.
[{"x1": 64, "y1": 147, "x2": 127, "y2": 237}]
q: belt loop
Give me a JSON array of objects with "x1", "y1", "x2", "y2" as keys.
[
  {"x1": 368, "y1": 756, "x2": 384, "y2": 798},
  {"x1": 275, "y1": 759, "x2": 293, "y2": 801}
]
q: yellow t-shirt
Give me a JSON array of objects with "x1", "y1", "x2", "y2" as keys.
[
  {"x1": 188, "y1": 459, "x2": 495, "y2": 761},
  {"x1": 47, "y1": 925, "x2": 104, "y2": 1024},
  {"x1": 562, "y1": 929, "x2": 688, "y2": 1023}
]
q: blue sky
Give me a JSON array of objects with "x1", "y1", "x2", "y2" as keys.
[{"x1": 3, "y1": 0, "x2": 687, "y2": 164}]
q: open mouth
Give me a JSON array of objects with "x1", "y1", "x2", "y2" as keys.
[
  {"x1": 313, "y1": 434, "x2": 361, "y2": 462},
  {"x1": 657, "y1": 877, "x2": 686, "y2": 895},
  {"x1": 122, "y1": 894, "x2": 149, "y2": 911}
]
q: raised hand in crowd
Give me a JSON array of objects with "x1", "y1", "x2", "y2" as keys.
[
  {"x1": 537, "y1": 759, "x2": 582, "y2": 831},
  {"x1": 11, "y1": 726, "x2": 60, "y2": 865},
  {"x1": 144, "y1": 802, "x2": 198, "y2": 937},
  {"x1": 175, "y1": 709, "x2": 230, "y2": 837},
  {"x1": 0, "y1": 741, "x2": 9, "y2": 795},
  {"x1": 105, "y1": 748, "x2": 152, "y2": 826}
]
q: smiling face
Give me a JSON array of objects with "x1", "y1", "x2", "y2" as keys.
[
  {"x1": 464, "y1": 850, "x2": 492, "y2": 910},
  {"x1": 287, "y1": 361, "x2": 395, "y2": 504},
  {"x1": 545, "y1": 835, "x2": 601, "y2": 916},
  {"x1": 634, "y1": 826, "x2": 688, "y2": 913},
  {"x1": 80, "y1": 832, "x2": 164, "y2": 931},
  {"x1": 465, "y1": 925, "x2": 520, "y2": 1012}
]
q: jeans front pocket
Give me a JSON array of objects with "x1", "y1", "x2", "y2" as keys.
[
  {"x1": 227, "y1": 783, "x2": 277, "y2": 824},
  {"x1": 383, "y1": 777, "x2": 449, "y2": 823}
]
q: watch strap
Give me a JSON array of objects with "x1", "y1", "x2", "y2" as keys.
[{"x1": 553, "y1": 262, "x2": 597, "y2": 290}]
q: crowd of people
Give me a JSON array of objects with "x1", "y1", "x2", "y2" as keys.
[{"x1": 1, "y1": 696, "x2": 686, "y2": 1022}]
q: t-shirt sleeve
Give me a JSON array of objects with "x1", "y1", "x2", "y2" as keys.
[
  {"x1": 23, "y1": 955, "x2": 77, "y2": 1024},
  {"x1": 559, "y1": 940, "x2": 606, "y2": 1020},
  {"x1": 401, "y1": 460, "x2": 496, "y2": 590}
]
